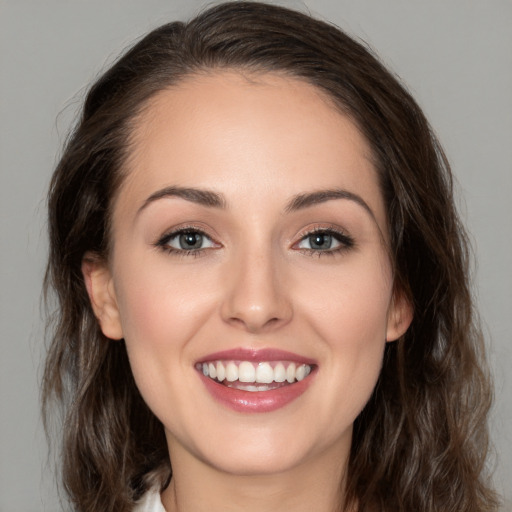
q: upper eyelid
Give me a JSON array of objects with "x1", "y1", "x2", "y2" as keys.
[
  {"x1": 294, "y1": 224, "x2": 352, "y2": 240},
  {"x1": 156, "y1": 225, "x2": 219, "y2": 247},
  {"x1": 159, "y1": 223, "x2": 214, "y2": 235},
  {"x1": 154, "y1": 223, "x2": 353, "y2": 247},
  {"x1": 293, "y1": 225, "x2": 355, "y2": 249}
]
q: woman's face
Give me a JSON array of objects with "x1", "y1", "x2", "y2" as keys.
[{"x1": 85, "y1": 71, "x2": 411, "y2": 476}]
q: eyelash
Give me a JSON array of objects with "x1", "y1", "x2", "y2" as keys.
[
  {"x1": 154, "y1": 225, "x2": 355, "y2": 258},
  {"x1": 154, "y1": 226, "x2": 217, "y2": 258},
  {"x1": 294, "y1": 226, "x2": 355, "y2": 258}
]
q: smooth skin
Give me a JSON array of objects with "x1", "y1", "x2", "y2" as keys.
[{"x1": 83, "y1": 71, "x2": 412, "y2": 512}]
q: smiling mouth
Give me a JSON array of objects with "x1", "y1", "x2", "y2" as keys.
[{"x1": 195, "y1": 360, "x2": 313, "y2": 392}]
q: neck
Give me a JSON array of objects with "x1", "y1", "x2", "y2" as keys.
[{"x1": 161, "y1": 435, "x2": 352, "y2": 512}]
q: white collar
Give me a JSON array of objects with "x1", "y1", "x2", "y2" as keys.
[{"x1": 133, "y1": 487, "x2": 166, "y2": 512}]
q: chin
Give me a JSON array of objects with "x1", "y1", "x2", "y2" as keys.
[{"x1": 200, "y1": 441, "x2": 314, "y2": 476}]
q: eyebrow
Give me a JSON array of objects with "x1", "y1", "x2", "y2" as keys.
[
  {"x1": 285, "y1": 188, "x2": 376, "y2": 220},
  {"x1": 137, "y1": 186, "x2": 227, "y2": 215},
  {"x1": 137, "y1": 185, "x2": 376, "y2": 222}
]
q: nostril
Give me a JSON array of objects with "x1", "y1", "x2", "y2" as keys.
[
  {"x1": 220, "y1": 264, "x2": 293, "y2": 331},
  {"x1": 227, "y1": 315, "x2": 284, "y2": 333}
]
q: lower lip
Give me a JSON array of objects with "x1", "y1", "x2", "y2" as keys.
[{"x1": 198, "y1": 371, "x2": 315, "y2": 413}]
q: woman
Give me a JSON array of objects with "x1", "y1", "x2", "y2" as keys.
[{"x1": 42, "y1": 2, "x2": 499, "y2": 511}]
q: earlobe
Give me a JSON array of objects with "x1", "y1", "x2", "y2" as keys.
[
  {"x1": 386, "y1": 290, "x2": 413, "y2": 342},
  {"x1": 81, "y1": 254, "x2": 124, "y2": 340}
]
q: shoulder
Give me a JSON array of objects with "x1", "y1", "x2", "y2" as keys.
[{"x1": 132, "y1": 487, "x2": 166, "y2": 512}]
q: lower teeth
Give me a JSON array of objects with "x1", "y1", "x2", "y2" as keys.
[{"x1": 223, "y1": 380, "x2": 289, "y2": 392}]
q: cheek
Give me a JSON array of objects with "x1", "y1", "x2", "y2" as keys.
[
  {"x1": 109, "y1": 268, "x2": 209, "y2": 438},
  {"x1": 111, "y1": 261, "x2": 218, "y2": 393},
  {"x1": 297, "y1": 253, "x2": 392, "y2": 414},
  {"x1": 300, "y1": 251, "x2": 392, "y2": 339},
  {"x1": 114, "y1": 259, "x2": 217, "y2": 343}
]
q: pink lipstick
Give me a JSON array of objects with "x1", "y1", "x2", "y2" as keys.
[{"x1": 196, "y1": 348, "x2": 317, "y2": 413}]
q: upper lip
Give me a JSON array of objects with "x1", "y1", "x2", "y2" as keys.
[{"x1": 196, "y1": 348, "x2": 317, "y2": 365}]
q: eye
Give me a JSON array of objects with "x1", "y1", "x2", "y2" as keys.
[
  {"x1": 156, "y1": 228, "x2": 217, "y2": 253},
  {"x1": 295, "y1": 228, "x2": 355, "y2": 254},
  {"x1": 298, "y1": 232, "x2": 340, "y2": 251}
]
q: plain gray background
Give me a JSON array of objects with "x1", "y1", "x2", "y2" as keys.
[{"x1": 1, "y1": 0, "x2": 511, "y2": 510}]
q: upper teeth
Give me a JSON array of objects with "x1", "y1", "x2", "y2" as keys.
[{"x1": 198, "y1": 361, "x2": 312, "y2": 384}]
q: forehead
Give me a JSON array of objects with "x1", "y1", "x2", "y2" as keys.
[{"x1": 116, "y1": 71, "x2": 386, "y2": 229}]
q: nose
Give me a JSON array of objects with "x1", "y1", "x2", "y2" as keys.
[{"x1": 220, "y1": 247, "x2": 293, "y2": 333}]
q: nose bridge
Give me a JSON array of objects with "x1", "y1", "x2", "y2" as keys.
[{"x1": 221, "y1": 241, "x2": 292, "y2": 332}]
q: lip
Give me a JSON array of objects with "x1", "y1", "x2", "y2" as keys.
[
  {"x1": 196, "y1": 348, "x2": 317, "y2": 413},
  {"x1": 196, "y1": 348, "x2": 317, "y2": 365}
]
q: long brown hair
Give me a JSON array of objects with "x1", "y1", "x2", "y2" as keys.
[{"x1": 43, "y1": 2, "x2": 499, "y2": 511}]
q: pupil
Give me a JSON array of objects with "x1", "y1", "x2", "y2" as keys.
[
  {"x1": 179, "y1": 232, "x2": 202, "y2": 249},
  {"x1": 310, "y1": 233, "x2": 331, "y2": 250}
]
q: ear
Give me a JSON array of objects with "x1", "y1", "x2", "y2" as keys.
[
  {"x1": 386, "y1": 289, "x2": 413, "y2": 342},
  {"x1": 81, "y1": 253, "x2": 124, "y2": 340}
]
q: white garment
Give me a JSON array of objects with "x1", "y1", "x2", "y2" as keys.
[{"x1": 133, "y1": 488, "x2": 166, "y2": 512}]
